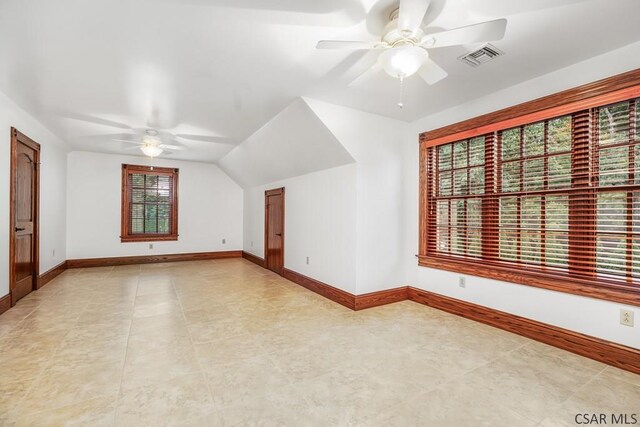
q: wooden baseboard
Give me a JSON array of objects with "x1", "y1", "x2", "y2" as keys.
[
  {"x1": 38, "y1": 261, "x2": 67, "y2": 289},
  {"x1": 282, "y1": 268, "x2": 356, "y2": 310},
  {"x1": 407, "y1": 287, "x2": 640, "y2": 375},
  {"x1": 242, "y1": 251, "x2": 265, "y2": 268},
  {"x1": 0, "y1": 294, "x2": 10, "y2": 316},
  {"x1": 280, "y1": 268, "x2": 408, "y2": 312},
  {"x1": 66, "y1": 250, "x2": 242, "y2": 268},
  {"x1": 355, "y1": 286, "x2": 409, "y2": 310}
]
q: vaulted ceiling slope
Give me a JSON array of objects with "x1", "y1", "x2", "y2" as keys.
[
  {"x1": 218, "y1": 98, "x2": 354, "y2": 188},
  {"x1": 0, "y1": 0, "x2": 638, "y2": 163}
]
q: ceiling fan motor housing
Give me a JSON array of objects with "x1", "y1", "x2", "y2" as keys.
[{"x1": 382, "y1": 14, "x2": 426, "y2": 47}]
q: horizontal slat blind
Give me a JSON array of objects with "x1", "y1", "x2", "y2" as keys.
[
  {"x1": 594, "y1": 99, "x2": 639, "y2": 280},
  {"x1": 424, "y1": 96, "x2": 640, "y2": 287},
  {"x1": 128, "y1": 171, "x2": 174, "y2": 235},
  {"x1": 121, "y1": 164, "x2": 179, "y2": 242}
]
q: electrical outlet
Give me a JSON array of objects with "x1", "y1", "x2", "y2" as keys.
[
  {"x1": 620, "y1": 309, "x2": 634, "y2": 327},
  {"x1": 306, "y1": 256, "x2": 310, "y2": 265},
  {"x1": 251, "y1": 241, "x2": 253, "y2": 247},
  {"x1": 222, "y1": 238, "x2": 226, "y2": 244},
  {"x1": 52, "y1": 249, "x2": 56, "y2": 257},
  {"x1": 149, "y1": 243, "x2": 153, "y2": 250},
  {"x1": 458, "y1": 276, "x2": 466, "y2": 288}
]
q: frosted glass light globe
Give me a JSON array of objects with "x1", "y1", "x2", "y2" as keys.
[
  {"x1": 378, "y1": 45, "x2": 428, "y2": 78},
  {"x1": 141, "y1": 144, "x2": 163, "y2": 157}
]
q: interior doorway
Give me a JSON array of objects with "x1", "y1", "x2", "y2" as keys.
[
  {"x1": 9, "y1": 128, "x2": 40, "y2": 306},
  {"x1": 264, "y1": 187, "x2": 284, "y2": 275}
]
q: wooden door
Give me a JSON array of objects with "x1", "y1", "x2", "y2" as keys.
[
  {"x1": 10, "y1": 128, "x2": 40, "y2": 306},
  {"x1": 264, "y1": 188, "x2": 284, "y2": 275}
]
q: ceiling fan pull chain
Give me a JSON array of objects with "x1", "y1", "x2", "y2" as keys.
[{"x1": 398, "y1": 74, "x2": 405, "y2": 109}]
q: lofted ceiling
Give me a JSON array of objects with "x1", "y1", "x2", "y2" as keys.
[{"x1": 0, "y1": 0, "x2": 638, "y2": 163}]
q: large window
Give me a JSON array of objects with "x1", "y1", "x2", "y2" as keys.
[
  {"x1": 419, "y1": 77, "x2": 640, "y2": 305},
  {"x1": 121, "y1": 164, "x2": 179, "y2": 242}
]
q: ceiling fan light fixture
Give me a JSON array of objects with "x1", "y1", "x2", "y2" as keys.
[
  {"x1": 140, "y1": 143, "x2": 163, "y2": 158},
  {"x1": 378, "y1": 45, "x2": 428, "y2": 79}
]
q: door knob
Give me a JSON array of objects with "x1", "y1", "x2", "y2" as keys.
[
  {"x1": 275, "y1": 233, "x2": 282, "y2": 236},
  {"x1": 15, "y1": 227, "x2": 25, "y2": 232}
]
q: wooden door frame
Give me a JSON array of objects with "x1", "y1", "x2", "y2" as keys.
[
  {"x1": 9, "y1": 128, "x2": 40, "y2": 306},
  {"x1": 264, "y1": 187, "x2": 285, "y2": 275}
]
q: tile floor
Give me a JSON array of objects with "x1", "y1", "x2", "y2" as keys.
[{"x1": 0, "y1": 258, "x2": 638, "y2": 426}]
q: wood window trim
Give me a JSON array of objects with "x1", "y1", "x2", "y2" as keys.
[
  {"x1": 418, "y1": 69, "x2": 640, "y2": 307},
  {"x1": 418, "y1": 255, "x2": 640, "y2": 306},
  {"x1": 121, "y1": 164, "x2": 179, "y2": 243},
  {"x1": 421, "y1": 69, "x2": 640, "y2": 147}
]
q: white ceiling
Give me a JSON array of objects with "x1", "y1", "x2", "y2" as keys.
[
  {"x1": 218, "y1": 98, "x2": 354, "y2": 188},
  {"x1": 0, "y1": 0, "x2": 638, "y2": 163}
]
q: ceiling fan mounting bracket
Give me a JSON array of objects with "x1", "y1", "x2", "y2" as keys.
[
  {"x1": 382, "y1": 23, "x2": 425, "y2": 48},
  {"x1": 380, "y1": 11, "x2": 425, "y2": 48}
]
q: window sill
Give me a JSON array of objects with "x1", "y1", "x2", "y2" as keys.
[
  {"x1": 417, "y1": 255, "x2": 640, "y2": 307},
  {"x1": 121, "y1": 234, "x2": 178, "y2": 243}
]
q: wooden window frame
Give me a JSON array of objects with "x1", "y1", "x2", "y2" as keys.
[
  {"x1": 418, "y1": 69, "x2": 640, "y2": 307},
  {"x1": 121, "y1": 164, "x2": 179, "y2": 243}
]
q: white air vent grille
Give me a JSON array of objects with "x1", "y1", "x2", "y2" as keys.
[{"x1": 458, "y1": 44, "x2": 504, "y2": 67}]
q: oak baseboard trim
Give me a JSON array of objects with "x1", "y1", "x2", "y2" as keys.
[
  {"x1": 0, "y1": 294, "x2": 10, "y2": 315},
  {"x1": 66, "y1": 250, "x2": 242, "y2": 268},
  {"x1": 38, "y1": 261, "x2": 68, "y2": 289},
  {"x1": 280, "y1": 269, "x2": 409, "y2": 312},
  {"x1": 282, "y1": 268, "x2": 356, "y2": 310},
  {"x1": 242, "y1": 251, "x2": 265, "y2": 268},
  {"x1": 407, "y1": 287, "x2": 640, "y2": 375},
  {"x1": 354, "y1": 286, "x2": 409, "y2": 310}
]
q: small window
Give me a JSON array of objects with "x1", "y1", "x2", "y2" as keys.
[{"x1": 121, "y1": 164, "x2": 178, "y2": 242}]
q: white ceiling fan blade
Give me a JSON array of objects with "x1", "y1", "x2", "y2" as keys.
[
  {"x1": 418, "y1": 58, "x2": 448, "y2": 85},
  {"x1": 316, "y1": 40, "x2": 383, "y2": 50},
  {"x1": 398, "y1": 0, "x2": 432, "y2": 32},
  {"x1": 175, "y1": 134, "x2": 237, "y2": 145},
  {"x1": 348, "y1": 62, "x2": 382, "y2": 87},
  {"x1": 112, "y1": 139, "x2": 142, "y2": 145},
  {"x1": 422, "y1": 18, "x2": 507, "y2": 48},
  {"x1": 56, "y1": 110, "x2": 133, "y2": 130},
  {"x1": 159, "y1": 144, "x2": 185, "y2": 151}
]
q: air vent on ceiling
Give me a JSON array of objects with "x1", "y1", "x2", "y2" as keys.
[{"x1": 458, "y1": 44, "x2": 504, "y2": 67}]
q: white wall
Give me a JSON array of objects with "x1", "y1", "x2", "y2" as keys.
[
  {"x1": 243, "y1": 164, "x2": 357, "y2": 293},
  {"x1": 66, "y1": 151, "x2": 243, "y2": 259},
  {"x1": 405, "y1": 41, "x2": 640, "y2": 349},
  {"x1": 306, "y1": 99, "x2": 409, "y2": 294},
  {"x1": 0, "y1": 90, "x2": 69, "y2": 297}
]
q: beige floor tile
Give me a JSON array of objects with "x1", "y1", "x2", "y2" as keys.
[
  {"x1": 128, "y1": 311, "x2": 186, "y2": 336},
  {"x1": 540, "y1": 373, "x2": 640, "y2": 426},
  {"x1": 600, "y1": 365, "x2": 640, "y2": 387},
  {"x1": 0, "y1": 258, "x2": 637, "y2": 426},
  {"x1": 136, "y1": 279, "x2": 174, "y2": 296},
  {"x1": 20, "y1": 361, "x2": 122, "y2": 414},
  {"x1": 194, "y1": 333, "x2": 268, "y2": 371},
  {"x1": 122, "y1": 345, "x2": 202, "y2": 390},
  {"x1": 11, "y1": 396, "x2": 117, "y2": 427},
  {"x1": 115, "y1": 373, "x2": 217, "y2": 426}
]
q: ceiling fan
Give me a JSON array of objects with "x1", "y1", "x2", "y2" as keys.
[
  {"x1": 113, "y1": 129, "x2": 186, "y2": 158},
  {"x1": 316, "y1": 0, "x2": 507, "y2": 98}
]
